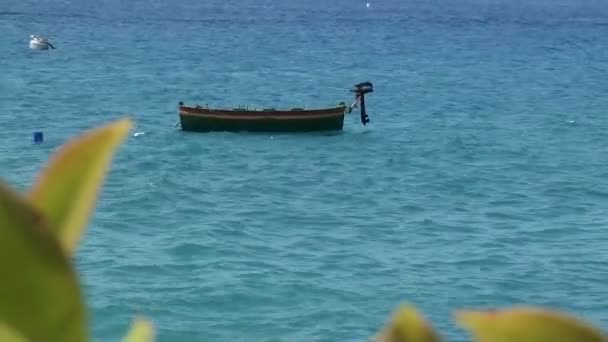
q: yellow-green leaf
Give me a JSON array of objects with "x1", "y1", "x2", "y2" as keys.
[
  {"x1": 122, "y1": 317, "x2": 155, "y2": 342},
  {"x1": 374, "y1": 304, "x2": 441, "y2": 342},
  {"x1": 0, "y1": 181, "x2": 87, "y2": 342},
  {"x1": 0, "y1": 322, "x2": 28, "y2": 342},
  {"x1": 456, "y1": 307, "x2": 607, "y2": 342},
  {"x1": 29, "y1": 118, "x2": 133, "y2": 256}
]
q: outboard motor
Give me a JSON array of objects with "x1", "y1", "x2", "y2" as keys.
[{"x1": 349, "y1": 81, "x2": 373, "y2": 125}]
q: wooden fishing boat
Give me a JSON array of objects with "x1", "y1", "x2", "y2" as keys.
[
  {"x1": 177, "y1": 82, "x2": 374, "y2": 133},
  {"x1": 178, "y1": 104, "x2": 348, "y2": 132}
]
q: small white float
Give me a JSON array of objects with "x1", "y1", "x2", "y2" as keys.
[{"x1": 29, "y1": 35, "x2": 55, "y2": 50}]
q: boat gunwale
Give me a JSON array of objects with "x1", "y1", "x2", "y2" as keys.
[{"x1": 179, "y1": 104, "x2": 347, "y2": 118}]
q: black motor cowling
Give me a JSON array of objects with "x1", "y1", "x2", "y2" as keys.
[
  {"x1": 351, "y1": 81, "x2": 374, "y2": 95},
  {"x1": 349, "y1": 81, "x2": 373, "y2": 125}
]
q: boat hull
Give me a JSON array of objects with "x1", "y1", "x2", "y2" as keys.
[{"x1": 179, "y1": 105, "x2": 347, "y2": 132}]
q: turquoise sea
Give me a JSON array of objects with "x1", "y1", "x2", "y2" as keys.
[{"x1": 1, "y1": 0, "x2": 608, "y2": 340}]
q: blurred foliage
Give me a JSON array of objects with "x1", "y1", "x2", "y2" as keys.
[
  {"x1": 0, "y1": 118, "x2": 153, "y2": 342},
  {"x1": 0, "y1": 118, "x2": 606, "y2": 341},
  {"x1": 375, "y1": 304, "x2": 606, "y2": 342}
]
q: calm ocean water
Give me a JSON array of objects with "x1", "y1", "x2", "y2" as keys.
[{"x1": 1, "y1": 0, "x2": 608, "y2": 340}]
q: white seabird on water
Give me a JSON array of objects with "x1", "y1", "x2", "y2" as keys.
[{"x1": 29, "y1": 35, "x2": 55, "y2": 50}]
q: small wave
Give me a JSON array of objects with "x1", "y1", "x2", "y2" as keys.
[{"x1": 0, "y1": 11, "x2": 28, "y2": 16}]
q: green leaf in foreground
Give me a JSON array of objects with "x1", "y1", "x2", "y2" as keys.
[
  {"x1": 456, "y1": 306, "x2": 607, "y2": 342},
  {"x1": 0, "y1": 322, "x2": 27, "y2": 342},
  {"x1": 28, "y1": 118, "x2": 133, "y2": 256},
  {"x1": 122, "y1": 317, "x2": 155, "y2": 342},
  {"x1": 0, "y1": 181, "x2": 87, "y2": 342},
  {"x1": 373, "y1": 304, "x2": 441, "y2": 342}
]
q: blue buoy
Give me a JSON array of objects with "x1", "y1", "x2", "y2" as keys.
[{"x1": 33, "y1": 131, "x2": 43, "y2": 144}]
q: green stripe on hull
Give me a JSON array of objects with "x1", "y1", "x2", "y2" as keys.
[{"x1": 179, "y1": 114, "x2": 345, "y2": 132}]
